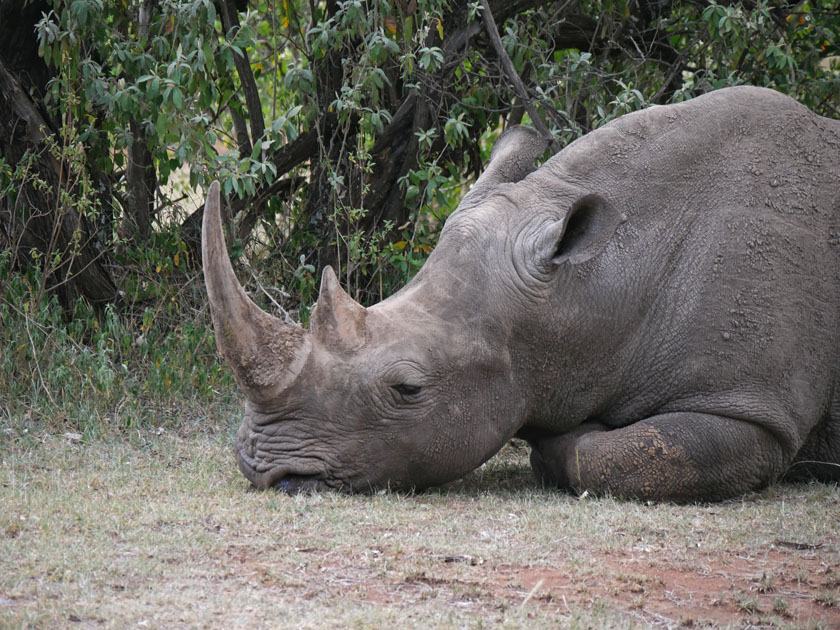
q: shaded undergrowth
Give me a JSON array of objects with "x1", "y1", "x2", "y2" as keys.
[{"x1": 0, "y1": 256, "x2": 237, "y2": 441}]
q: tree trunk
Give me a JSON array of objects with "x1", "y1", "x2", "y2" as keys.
[
  {"x1": 0, "y1": 11, "x2": 117, "y2": 308},
  {"x1": 123, "y1": 119, "x2": 157, "y2": 243},
  {"x1": 121, "y1": 0, "x2": 158, "y2": 244}
]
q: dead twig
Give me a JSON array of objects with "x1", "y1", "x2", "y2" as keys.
[{"x1": 774, "y1": 539, "x2": 824, "y2": 551}]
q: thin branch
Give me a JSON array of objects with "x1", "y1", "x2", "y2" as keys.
[
  {"x1": 651, "y1": 37, "x2": 707, "y2": 104},
  {"x1": 235, "y1": 176, "x2": 306, "y2": 242},
  {"x1": 228, "y1": 101, "x2": 252, "y2": 156},
  {"x1": 479, "y1": 0, "x2": 559, "y2": 151}
]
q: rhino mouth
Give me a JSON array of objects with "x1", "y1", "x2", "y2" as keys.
[
  {"x1": 236, "y1": 448, "x2": 328, "y2": 493},
  {"x1": 273, "y1": 474, "x2": 325, "y2": 493}
]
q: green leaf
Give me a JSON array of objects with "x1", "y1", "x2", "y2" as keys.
[
  {"x1": 71, "y1": 0, "x2": 89, "y2": 28},
  {"x1": 251, "y1": 139, "x2": 263, "y2": 160},
  {"x1": 149, "y1": 77, "x2": 160, "y2": 100}
]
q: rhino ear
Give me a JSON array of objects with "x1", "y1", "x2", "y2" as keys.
[
  {"x1": 310, "y1": 266, "x2": 367, "y2": 351},
  {"x1": 463, "y1": 126, "x2": 551, "y2": 205},
  {"x1": 541, "y1": 194, "x2": 626, "y2": 266}
]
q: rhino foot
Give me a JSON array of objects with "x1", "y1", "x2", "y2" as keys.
[{"x1": 528, "y1": 413, "x2": 792, "y2": 503}]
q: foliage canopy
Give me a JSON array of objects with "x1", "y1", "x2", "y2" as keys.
[{"x1": 0, "y1": 0, "x2": 838, "y2": 429}]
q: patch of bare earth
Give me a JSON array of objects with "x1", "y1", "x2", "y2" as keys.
[
  {"x1": 507, "y1": 548, "x2": 839, "y2": 627},
  {"x1": 217, "y1": 536, "x2": 840, "y2": 628}
]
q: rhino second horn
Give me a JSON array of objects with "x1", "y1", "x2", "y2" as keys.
[
  {"x1": 309, "y1": 266, "x2": 367, "y2": 352},
  {"x1": 201, "y1": 181, "x2": 311, "y2": 405}
]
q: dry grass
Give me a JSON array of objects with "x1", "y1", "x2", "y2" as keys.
[{"x1": 1, "y1": 421, "x2": 838, "y2": 629}]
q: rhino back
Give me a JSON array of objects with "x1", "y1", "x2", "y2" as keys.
[{"x1": 526, "y1": 86, "x2": 840, "y2": 443}]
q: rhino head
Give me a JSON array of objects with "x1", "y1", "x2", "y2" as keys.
[{"x1": 202, "y1": 127, "x2": 624, "y2": 492}]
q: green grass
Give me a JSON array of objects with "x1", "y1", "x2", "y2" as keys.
[
  {"x1": 1, "y1": 422, "x2": 838, "y2": 630},
  {"x1": 0, "y1": 265, "x2": 238, "y2": 440}
]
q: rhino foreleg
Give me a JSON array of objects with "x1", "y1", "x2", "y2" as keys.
[{"x1": 529, "y1": 413, "x2": 791, "y2": 503}]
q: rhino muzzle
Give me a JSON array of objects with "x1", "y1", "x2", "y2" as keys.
[{"x1": 235, "y1": 444, "x2": 328, "y2": 493}]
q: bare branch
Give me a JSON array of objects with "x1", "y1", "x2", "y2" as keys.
[{"x1": 479, "y1": 0, "x2": 559, "y2": 151}]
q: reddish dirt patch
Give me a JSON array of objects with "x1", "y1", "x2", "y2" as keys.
[
  {"x1": 499, "y1": 547, "x2": 840, "y2": 626},
  {"x1": 219, "y1": 541, "x2": 840, "y2": 626}
]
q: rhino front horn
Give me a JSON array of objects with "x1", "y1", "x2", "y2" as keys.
[{"x1": 202, "y1": 181, "x2": 311, "y2": 405}]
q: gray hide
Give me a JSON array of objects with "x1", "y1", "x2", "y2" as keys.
[{"x1": 203, "y1": 86, "x2": 840, "y2": 502}]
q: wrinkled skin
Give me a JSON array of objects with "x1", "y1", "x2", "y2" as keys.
[{"x1": 203, "y1": 86, "x2": 840, "y2": 502}]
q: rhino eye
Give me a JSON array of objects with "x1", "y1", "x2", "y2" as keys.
[{"x1": 391, "y1": 383, "x2": 422, "y2": 397}]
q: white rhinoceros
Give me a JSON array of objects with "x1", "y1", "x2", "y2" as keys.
[{"x1": 203, "y1": 86, "x2": 840, "y2": 502}]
